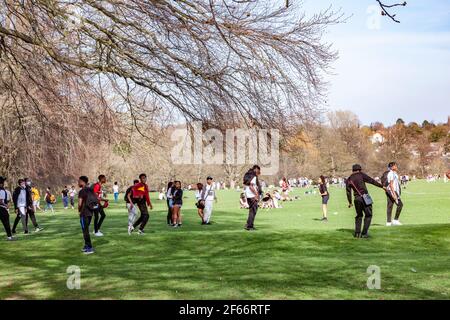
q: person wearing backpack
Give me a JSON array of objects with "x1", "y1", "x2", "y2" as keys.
[
  {"x1": 346, "y1": 164, "x2": 385, "y2": 238},
  {"x1": 0, "y1": 177, "x2": 14, "y2": 240},
  {"x1": 385, "y1": 162, "x2": 404, "y2": 226},
  {"x1": 92, "y1": 175, "x2": 108, "y2": 237},
  {"x1": 125, "y1": 179, "x2": 139, "y2": 235},
  {"x1": 243, "y1": 165, "x2": 262, "y2": 231},
  {"x1": 130, "y1": 173, "x2": 153, "y2": 234},
  {"x1": 44, "y1": 187, "x2": 55, "y2": 213},
  {"x1": 77, "y1": 176, "x2": 97, "y2": 254}
]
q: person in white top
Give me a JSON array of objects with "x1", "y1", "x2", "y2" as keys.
[
  {"x1": 0, "y1": 177, "x2": 14, "y2": 240},
  {"x1": 244, "y1": 165, "x2": 262, "y2": 230},
  {"x1": 201, "y1": 176, "x2": 217, "y2": 225},
  {"x1": 386, "y1": 162, "x2": 404, "y2": 226},
  {"x1": 113, "y1": 182, "x2": 120, "y2": 203},
  {"x1": 69, "y1": 186, "x2": 77, "y2": 209}
]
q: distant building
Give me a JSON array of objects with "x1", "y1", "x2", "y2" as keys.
[{"x1": 370, "y1": 132, "x2": 385, "y2": 144}]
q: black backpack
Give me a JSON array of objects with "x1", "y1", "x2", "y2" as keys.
[
  {"x1": 243, "y1": 170, "x2": 256, "y2": 186},
  {"x1": 84, "y1": 187, "x2": 99, "y2": 211},
  {"x1": 124, "y1": 186, "x2": 133, "y2": 202},
  {"x1": 380, "y1": 170, "x2": 390, "y2": 187}
]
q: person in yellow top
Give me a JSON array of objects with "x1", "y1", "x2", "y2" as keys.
[{"x1": 31, "y1": 185, "x2": 42, "y2": 212}]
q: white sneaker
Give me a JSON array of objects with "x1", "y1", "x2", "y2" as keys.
[
  {"x1": 393, "y1": 220, "x2": 403, "y2": 226},
  {"x1": 386, "y1": 222, "x2": 392, "y2": 227},
  {"x1": 128, "y1": 225, "x2": 134, "y2": 235},
  {"x1": 94, "y1": 231, "x2": 104, "y2": 237}
]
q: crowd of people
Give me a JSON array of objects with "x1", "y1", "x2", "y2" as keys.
[{"x1": 1, "y1": 162, "x2": 446, "y2": 254}]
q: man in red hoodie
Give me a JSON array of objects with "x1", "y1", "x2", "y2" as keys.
[
  {"x1": 92, "y1": 174, "x2": 108, "y2": 237},
  {"x1": 131, "y1": 173, "x2": 153, "y2": 235}
]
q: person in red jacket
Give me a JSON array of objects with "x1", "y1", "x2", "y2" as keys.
[
  {"x1": 130, "y1": 173, "x2": 153, "y2": 235},
  {"x1": 92, "y1": 174, "x2": 108, "y2": 237}
]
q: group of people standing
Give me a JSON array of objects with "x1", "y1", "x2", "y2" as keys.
[
  {"x1": 0, "y1": 177, "x2": 44, "y2": 240},
  {"x1": 0, "y1": 161, "x2": 408, "y2": 253}
]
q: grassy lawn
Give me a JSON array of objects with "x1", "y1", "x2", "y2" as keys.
[{"x1": 0, "y1": 180, "x2": 449, "y2": 300}]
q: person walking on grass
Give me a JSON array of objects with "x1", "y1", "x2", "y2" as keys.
[
  {"x1": 0, "y1": 177, "x2": 14, "y2": 241},
  {"x1": 125, "y1": 179, "x2": 139, "y2": 235},
  {"x1": 113, "y1": 182, "x2": 119, "y2": 203},
  {"x1": 69, "y1": 185, "x2": 77, "y2": 209},
  {"x1": 61, "y1": 186, "x2": 69, "y2": 210},
  {"x1": 171, "y1": 180, "x2": 183, "y2": 228},
  {"x1": 243, "y1": 165, "x2": 262, "y2": 231},
  {"x1": 346, "y1": 164, "x2": 385, "y2": 239},
  {"x1": 318, "y1": 175, "x2": 329, "y2": 222},
  {"x1": 195, "y1": 182, "x2": 205, "y2": 224},
  {"x1": 77, "y1": 176, "x2": 97, "y2": 255},
  {"x1": 92, "y1": 175, "x2": 108, "y2": 237},
  {"x1": 166, "y1": 181, "x2": 174, "y2": 225},
  {"x1": 31, "y1": 184, "x2": 42, "y2": 213},
  {"x1": 385, "y1": 162, "x2": 404, "y2": 226},
  {"x1": 130, "y1": 174, "x2": 153, "y2": 235},
  {"x1": 44, "y1": 187, "x2": 55, "y2": 213},
  {"x1": 24, "y1": 178, "x2": 43, "y2": 232},
  {"x1": 202, "y1": 176, "x2": 217, "y2": 225}
]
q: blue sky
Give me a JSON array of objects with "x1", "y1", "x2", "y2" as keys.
[{"x1": 300, "y1": 0, "x2": 450, "y2": 125}]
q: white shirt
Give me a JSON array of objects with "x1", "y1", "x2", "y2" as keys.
[
  {"x1": 17, "y1": 188, "x2": 27, "y2": 207},
  {"x1": 245, "y1": 176, "x2": 258, "y2": 199},
  {"x1": 113, "y1": 185, "x2": 119, "y2": 193},
  {"x1": 0, "y1": 189, "x2": 8, "y2": 208},
  {"x1": 195, "y1": 190, "x2": 202, "y2": 200},
  {"x1": 69, "y1": 189, "x2": 77, "y2": 197},
  {"x1": 203, "y1": 184, "x2": 215, "y2": 201},
  {"x1": 387, "y1": 171, "x2": 401, "y2": 195}
]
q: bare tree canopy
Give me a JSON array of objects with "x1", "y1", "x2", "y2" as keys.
[{"x1": 0, "y1": 0, "x2": 340, "y2": 133}]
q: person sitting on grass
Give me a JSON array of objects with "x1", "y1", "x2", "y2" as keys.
[
  {"x1": 261, "y1": 192, "x2": 274, "y2": 209},
  {"x1": 239, "y1": 193, "x2": 249, "y2": 209},
  {"x1": 272, "y1": 190, "x2": 282, "y2": 209}
]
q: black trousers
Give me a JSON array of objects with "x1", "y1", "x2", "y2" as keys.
[
  {"x1": 133, "y1": 201, "x2": 149, "y2": 231},
  {"x1": 386, "y1": 193, "x2": 404, "y2": 222},
  {"x1": 0, "y1": 207, "x2": 12, "y2": 237},
  {"x1": 93, "y1": 206, "x2": 106, "y2": 233},
  {"x1": 354, "y1": 196, "x2": 373, "y2": 236},
  {"x1": 166, "y1": 199, "x2": 172, "y2": 224},
  {"x1": 80, "y1": 215, "x2": 93, "y2": 248},
  {"x1": 27, "y1": 209, "x2": 39, "y2": 228},
  {"x1": 246, "y1": 198, "x2": 259, "y2": 229},
  {"x1": 12, "y1": 208, "x2": 28, "y2": 233}
]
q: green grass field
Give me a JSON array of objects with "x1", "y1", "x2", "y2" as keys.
[{"x1": 0, "y1": 180, "x2": 449, "y2": 300}]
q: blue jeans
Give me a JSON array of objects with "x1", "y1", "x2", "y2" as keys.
[
  {"x1": 114, "y1": 193, "x2": 119, "y2": 203},
  {"x1": 63, "y1": 196, "x2": 69, "y2": 208}
]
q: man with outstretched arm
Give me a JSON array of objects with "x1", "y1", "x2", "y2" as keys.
[{"x1": 346, "y1": 164, "x2": 385, "y2": 239}]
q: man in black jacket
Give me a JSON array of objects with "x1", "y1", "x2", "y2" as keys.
[
  {"x1": 12, "y1": 179, "x2": 31, "y2": 234},
  {"x1": 24, "y1": 178, "x2": 42, "y2": 232},
  {"x1": 12, "y1": 179, "x2": 43, "y2": 234},
  {"x1": 346, "y1": 164, "x2": 385, "y2": 238}
]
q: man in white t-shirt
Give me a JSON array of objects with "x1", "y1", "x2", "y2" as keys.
[
  {"x1": 113, "y1": 182, "x2": 120, "y2": 203},
  {"x1": 386, "y1": 162, "x2": 404, "y2": 226},
  {"x1": 201, "y1": 176, "x2": 217, "y2": 225},
  {"x1": 244, "y1": 165, "x2": 262, "y2": 231}
]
